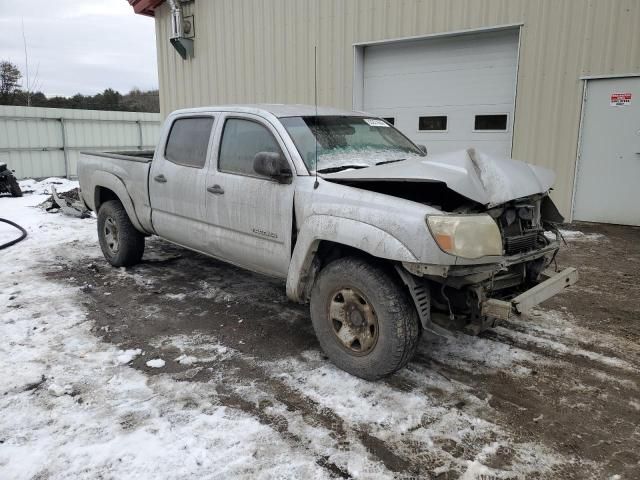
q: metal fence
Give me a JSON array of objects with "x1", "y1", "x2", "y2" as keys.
[{"x1": 0, "y1": 105, "x2": 161, "y2": 179}]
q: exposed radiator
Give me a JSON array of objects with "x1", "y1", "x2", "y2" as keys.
[{"x1": 504, "y1": 231, "x2": 540, "y2": 255}]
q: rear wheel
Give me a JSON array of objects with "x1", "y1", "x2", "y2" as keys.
[
  {"x1": 97, "y1": 200, "x2": 145, "y2": 267},
  {"x1": 310, "y1": 257, "x2": 420, "y2": 380}
]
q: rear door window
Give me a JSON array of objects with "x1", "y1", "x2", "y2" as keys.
[
  {"x1": 218, "y1": 118, "x2": 284, "y2": 178},
  {"x1": 164, "y1": 117, "x2": 215, "y2": 168}
]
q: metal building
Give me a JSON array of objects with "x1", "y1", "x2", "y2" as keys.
[{"x1": 130, "y1": 0, "x2": 640, "y2": 224}]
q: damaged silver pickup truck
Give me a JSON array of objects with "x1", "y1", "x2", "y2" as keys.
[{"x1": 78, "y1": 105, "x2": 577, "y2": 380}]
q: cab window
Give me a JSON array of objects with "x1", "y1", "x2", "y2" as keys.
[
  {"x1": 164, "y1": 117, "x2": 214, "y2": 168},
  {"x1": 218, "y1": 118, "x2": 284, "y2": 177}
]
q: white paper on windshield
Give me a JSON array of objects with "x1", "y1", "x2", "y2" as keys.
[{"x1": 364, "y1": 118, "x2": 390, "y2": 127}]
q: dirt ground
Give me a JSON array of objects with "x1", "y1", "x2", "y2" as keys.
[{"x1": 46, "y1": 222, "x2": 640, "y2": 479}]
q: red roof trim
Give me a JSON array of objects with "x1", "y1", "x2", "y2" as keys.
[{"x1": 128, "y1": 0, "x2": 164, "y2": 17}]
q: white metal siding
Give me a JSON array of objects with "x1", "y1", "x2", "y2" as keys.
[
  {"x1": 0, "y1": 106, "x2": 161, "y2": 179},
  {"x1": 153, "y1": 0, "x2": 640, "y2": 218},
  {"x1": 362, "y1": 29, "x2": 518, "y2": 156}
]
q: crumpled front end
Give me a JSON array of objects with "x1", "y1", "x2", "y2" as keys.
[
  {"x1": 321, "y1": 147, "x2": 576, "y2": 334},
  {"x1": 403, "y1": 192, "x2": 575, "y2": 335}
]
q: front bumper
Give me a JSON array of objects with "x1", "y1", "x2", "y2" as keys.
[{"x1": 481, "y1": 267, "x2": 579, "y2": 321}]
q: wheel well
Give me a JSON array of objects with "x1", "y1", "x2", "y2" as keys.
[
  {"x1": 306, "y1": 240, "x2": 402, "y2": 294},
  {"x1": 315, "y1": 240, "x2": 373, "y2": 266},
  {"x1": 94, "y1": 186, "x2": 119, "y2": 212},
  {"x1": 308, "y1": 240, "x2": 424, "y2": 318}
]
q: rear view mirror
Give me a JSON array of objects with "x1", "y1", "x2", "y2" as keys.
[
  {"x1": 253, "y1": 152, "x2": 292, "y2": 182},
  {"x1": 418, "y1": 144, "x2": 428, "y2": 155}
]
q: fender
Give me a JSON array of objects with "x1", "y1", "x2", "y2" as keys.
[
  {"x1": 90, "y1": 171, "x2": 149, "y2": 234},
  {"x1": 286, "y1": 214, "x2": 418, "y2": 302}
]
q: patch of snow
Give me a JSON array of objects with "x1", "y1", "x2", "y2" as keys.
[
  {"x1": 164, "y1": 292, "x2": 187, "y2": 301},
  {"x1": 146, "y1": 358, "x2": 166, "y2": 368},
  {"x1": 116, "y1": 349, "x2": 142, "y2": 365},
  {"x1": 527, "y1": 309, "x2": 639, "y2": 359},
  {"x1": 493, "y1": 326, "x2": 637, "y2": 373},
  {"x1": 544, "y1": 229, "x2": 606, "y2": 242},
  {"x1": 0, "y1": 187, "x2": 331, "y2": 480},
  {"x1": 19, "y1": 177, "x2": 79, "y2": 195},
  {"x1": 150, "y1": 333, "x2": 234, "y2": 364},
  {"x1": 48, "y1": 383, "x2": 74, "y2": 397},
  {"x1": 262, "y1": 351, "x2": 567, "y2": 477},
  {"x1": 422, "y1": 330, "x2": 540, "y2": 374},
  {"x1": 175, "y1": 354, "x2": 199, "y2": 366}
]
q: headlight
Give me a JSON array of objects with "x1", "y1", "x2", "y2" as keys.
[{"x1": 427, "y1": 215, "x2": 503, "y2": 259}]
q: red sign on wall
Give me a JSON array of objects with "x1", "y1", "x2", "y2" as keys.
[{"x1": 610, "y1": 93, "x2": 632, "y2": 106}]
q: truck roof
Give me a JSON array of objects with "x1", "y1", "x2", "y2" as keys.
[{"x1": 170, "y1": 104, "x2": 370, "y2": 119}]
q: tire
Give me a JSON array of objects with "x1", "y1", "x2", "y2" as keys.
[
  {"x1": 310, "y1": 257, "x2": 420, "y2": 380},
  {"x1": 97, "y1": 200, "x2": 145, "y2": 267},
  {"x1": 8, "y1": 177, "x2": 22, "y2": 197}
]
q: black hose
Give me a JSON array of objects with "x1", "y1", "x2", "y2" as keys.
[{"x1": 0, "y1": 218, "x2": 27, "y2": 249}]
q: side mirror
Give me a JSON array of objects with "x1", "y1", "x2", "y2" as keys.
[
  {"x1": 253, "y1": 152, "x2": 292, "y2": 183},
  {"x1": 417, "y1": 144, "x2": 428, "y2": 155}
]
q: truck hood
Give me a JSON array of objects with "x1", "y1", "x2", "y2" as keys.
[{"x1": 322, "y1": 148, "x2": 556, "y2": 207}]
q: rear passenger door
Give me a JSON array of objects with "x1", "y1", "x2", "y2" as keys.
[
  {"x1": 149, "y1": 115, "x2": 215, "y2": 251},
  {"x1": 203, "y1": 114, "x2": 295, "y2": 277}
]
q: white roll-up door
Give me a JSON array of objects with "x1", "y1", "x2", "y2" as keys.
[{"x1": 363, "y1": 29, "x2": 519, "y2": 157}]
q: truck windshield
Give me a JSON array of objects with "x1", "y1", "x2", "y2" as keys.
[{"x1": 280, "y1": 116, "x2": 425, "y2": 173}]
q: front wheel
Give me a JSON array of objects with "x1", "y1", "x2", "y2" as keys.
[
  {"x1": 97, "y1": 200, "x2": 145, "y2": 267},
  {"x1": 310, "y1": 257, "x2": 420, "y2": 380}
]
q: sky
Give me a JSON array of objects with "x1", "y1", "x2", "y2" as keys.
[{"x1": 0, "y1": 0, "x2": 158, "y2": 97}]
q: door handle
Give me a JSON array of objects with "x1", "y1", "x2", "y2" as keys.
[
  {"x1": 207, "y1": 184, "x2": 225, "y2": 195},
  {"x1": 154, "y1": 174, "x2": 167, "y2": 183}
]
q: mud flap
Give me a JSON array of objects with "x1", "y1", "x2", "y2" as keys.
[{"x1": 482, "y1": 267, "x2": 579, "y2": 321}]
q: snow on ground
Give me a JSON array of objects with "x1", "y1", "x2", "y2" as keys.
[
  {"x1": 545, "y1": 229, "x2": 606, "y2": 242},
  {"x1": 0, "y1": 186, "x2": 331, "y2": 479},
  {"x1": 1, "y1": 178, "x2": 631, "y2": 479},
  {"x1": 19, "y1": 177, "x2": 79, "y2": 195}
]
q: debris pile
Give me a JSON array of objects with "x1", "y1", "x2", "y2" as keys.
[{"x1": 39, "y1": 187, "x2": 91, "y2": 218}]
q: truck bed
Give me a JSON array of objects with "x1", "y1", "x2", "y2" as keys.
[{"x1": 77, "y1": 150, "x2": 155, "y2": 234}]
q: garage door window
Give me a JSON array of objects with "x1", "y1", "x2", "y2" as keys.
[
  {"x1": 418, "y1": 116, "x2": 447, "y2": 131},
  {"x1": 474, "y1": 114, "x2": 508, "y2": 131},
  {"x1": 164, "y1": 117, "x2": 214, "y2": 168},
  {"x1": 218, "y1": 118, "x2": 284, "y2": 178},
  {"x1": 382, "y1": 117, "x2": 395, "y2": 126}
]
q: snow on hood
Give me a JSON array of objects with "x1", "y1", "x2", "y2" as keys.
[{"x1": 322, "y1": 148, "x2": 556, "y2": 207}]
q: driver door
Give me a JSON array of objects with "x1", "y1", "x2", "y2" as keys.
[{"x1": 203, "y1": 114, "x2": 295, "y2": 277}]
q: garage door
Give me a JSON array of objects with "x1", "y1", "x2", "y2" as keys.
[
  {"x1": 573, "y1": 77, "x2": 640, "y2": 226},
  {"x1": 363, "y1": 29, "x2": 519, "y2": 157}
]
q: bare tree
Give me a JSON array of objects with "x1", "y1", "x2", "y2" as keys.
[{"x1": 0, "y1": 61, "x2": 22, "y2": 101}]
